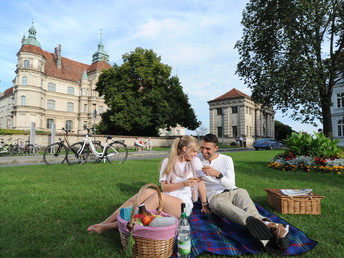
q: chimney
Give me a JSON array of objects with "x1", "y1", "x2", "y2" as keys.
[{"x1": 55, "y1": 44, "x2": 62, "y2": 69}]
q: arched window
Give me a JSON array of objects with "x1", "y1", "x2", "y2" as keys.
[
  {"x1": 22, "y1": 76, "x2": 28, "y2": 86},
  {"x1": 21, "y1": 95, "x2": 26, "y2": 105},
  {"x1": 67, "y1": 87, "x2": 74, "y2": 95},
  {"x1": 47, "y1": 119, "x2": 54, "y2": 129},
  {"x1": 67, "y1": 102, "x2": 74, "y2": 112},
  {"x1": 338, "y1": 120, "x2": 344, "y2": 137},
  {"x1": 48, "y1": 83, "x2": 56, "y2": 92},
  {"x1": 65, "y1": 120, "x2": 72, "y2": 131},
  {"x1": 47, "y1": 99, "x2": 55, "y2": 110},
  {"x1": 23, "y1": 60, "x2": 29, "y2": 68}
]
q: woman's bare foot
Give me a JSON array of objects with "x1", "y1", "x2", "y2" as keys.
[{"x1": 87, "y1": 222, "x2": 118, "y2": 233}]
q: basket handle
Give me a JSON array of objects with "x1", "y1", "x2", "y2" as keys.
[{"x1": 128, "y1": 183, "x2": 163, "y2": 229}]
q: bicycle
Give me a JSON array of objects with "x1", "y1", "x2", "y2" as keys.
[
  {"x1": 43, "y1": 128, "x2": 72, "y2": 165},
  {"x1": 66, "y1": 126, "x2": 128, "y2": 165},
  {"x1": 0, "y1": 138, "x2": 14, "y2": 157},
  {"x1": 18, "y1": 139, "x2": 36, "y2": 155}
]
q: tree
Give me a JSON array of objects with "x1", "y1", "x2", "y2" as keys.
[
  {"x1": 194, "y1": 124, "x2": 209, "y2": 140},
  {"x1": 275, "y1": 120, "x2": 294, "y2": 141},
  {"x1": 235, "y1": 0, "x2": 344, "y2": 138},
  {"x1": 96, "y1": 47, "x2": 200, "y2": 136}
]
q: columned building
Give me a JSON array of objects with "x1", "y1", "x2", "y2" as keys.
[
  {"x1": 208, "y1": 88, "x2": 275, "y2": 146},
  {"x1": 0, "y1": 24, "x2": 111, "y2": 133}
]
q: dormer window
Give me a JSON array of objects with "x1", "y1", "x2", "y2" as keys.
[{"x1": 23, "y1": 60, "x2": 29, "y2": 68}]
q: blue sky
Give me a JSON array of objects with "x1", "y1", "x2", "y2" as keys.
[{"x1": 0, "y1": 0, "x2": 320, "y2": 134}]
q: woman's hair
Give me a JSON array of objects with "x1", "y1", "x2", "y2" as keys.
[{"x1": 161, "y1": 135, "x2": 199, "y2": 177}]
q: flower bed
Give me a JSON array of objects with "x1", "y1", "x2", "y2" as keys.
[{"x1": 268, "y1": 156, "x2": 344, "y2": 174}]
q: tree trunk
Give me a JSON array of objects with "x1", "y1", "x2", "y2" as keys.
[{"x1": 322, "y1": 105, "x2": 333, "y2": 139}]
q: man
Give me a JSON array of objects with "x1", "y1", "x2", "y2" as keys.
[{"x1": 198, "y1": 134, "x2": 289, "y2": 252}]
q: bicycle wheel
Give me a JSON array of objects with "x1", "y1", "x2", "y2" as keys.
[
  {"x1": 67, "y1": 142, "x2": 89, "y2": 165},
  {"x1": 105, "y1": 141, "x2": 128, "y2": 164},
  {"x1": 43, "y1": 143, "x2": 68, "y2": 165},
  {"x1": 1, "y1": 145, "x2": 12, "y2": 157},
  {"x1": 89, "y1": 142, "x2": 104, "y2": 162},
  {"x1": 28, "y1": 144, "x2": 36, "y2": 155}
]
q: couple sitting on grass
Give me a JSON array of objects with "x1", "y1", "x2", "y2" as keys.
[{"x1": 87, "y1": 134, "x2": 290, "y2": 253}]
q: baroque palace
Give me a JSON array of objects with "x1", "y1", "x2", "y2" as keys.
[{"x1": 0, "y1": 24, "x2": 110, "y2": 133}]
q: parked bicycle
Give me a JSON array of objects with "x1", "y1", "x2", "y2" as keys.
[
  {"x1": 43, "y1": 128, "x2": 103, "y2": 165},
  {"x1": 18, "y1": 138, "x2": 36, "y2": 155},
  {"x1": 43, "y1": 128, "x2": 71, "y2": 165},
  {"x1": 66, "y1": 126, "x2": 128, "y2": 165},
  {"x1": 0, "y1": 138, "x2": 14, "y2": 157},
  {"x1": 11, "y1": 138, "x2": 22, "y2": 155}
]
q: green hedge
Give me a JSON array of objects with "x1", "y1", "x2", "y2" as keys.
[{"x1": 0, "y1": 129, "x2": 50, "y2": 135}]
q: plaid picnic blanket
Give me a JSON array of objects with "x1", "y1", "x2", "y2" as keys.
[{"x1": 172, "y1": 201, "x2": 318, "y2": 257}]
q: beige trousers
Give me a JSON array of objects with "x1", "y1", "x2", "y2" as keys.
[{"x1": 209, "y1": 188, "x2": 264, "y2": 226}]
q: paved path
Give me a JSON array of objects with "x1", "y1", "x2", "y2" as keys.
[{"x1": 0, "y1": 147, "x2": 253, "y2": 167}]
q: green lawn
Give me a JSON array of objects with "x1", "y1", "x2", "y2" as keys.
[{"x1": 0, "y1": 150, "x2": 343, "y2": 257}]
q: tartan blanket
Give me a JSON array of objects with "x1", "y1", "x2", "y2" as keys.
[{"x1": 172, "y1": 201, "x2": 318, "y2": 257}]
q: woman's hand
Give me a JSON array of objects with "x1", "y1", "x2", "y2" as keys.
[{"x1": 183, "y1": 177, "x2": 198, "y2": 187}]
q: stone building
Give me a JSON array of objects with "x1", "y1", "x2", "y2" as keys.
[
  {"x1": 208, "y1": 88, "x2": 275, "y2": 146},
  {"x1": 0, "y1": 24, "x2": 111, "y2": 133}
]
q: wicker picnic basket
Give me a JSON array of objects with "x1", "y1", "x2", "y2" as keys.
[
  {"x1": 265, "y1": 188, "x2": 324, "y2": 215},
  {"x1": 117, "y1": 183, "x2": 178, "y2": 258}
]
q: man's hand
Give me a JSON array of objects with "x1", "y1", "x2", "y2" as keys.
[
  {"x1": 202, "y1": 166, "x2": 221, "y2": 178},
  {"x1": 201, "y1": 205, "x2": 212, "y2": 214}
]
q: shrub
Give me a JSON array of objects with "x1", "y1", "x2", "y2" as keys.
[{"x1": 281, "y1": 131, "x2": 341, "y2": 159}]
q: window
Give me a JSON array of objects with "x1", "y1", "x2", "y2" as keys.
[
  {"x1": 338, "y1": 120, "x2": 344, "y2": 137},
  {"x1": 337, "y1": 93, "x2": 344, "y2": 108},
  {"x1": 22, "y1": 76, "x2": 28, "y2": 86},
  {"x1": 67, "y1": 87, "x2": 74, "y2": 95},
  {"x1": 23, "y1": 60, "x2": 29, "y2": 68},
  {"x1": 232, "y1": 106, "x2": 238, "y2": 113},
  {"x1": 232, "y1": 126, "x2": 238, "y2": 137},
  {"x1": 47, "y1": 99, "x2": 55, "y2": 110},
  {"x1": 67, "y1": 102, "x2": 74, "y2": 112},
  {"x1": 217, "y1": 127, "x2": 223, "y2": 137},
  {"x1": 21, "y1": 95, "x2": 26, "y2": 105},
  {"x1": 216, "y1": 108, "x2": 223, "y2": 115},
  {"x1": 84, "y1": 104, "x2": 88, "y2": 113},
  {"x1": 47, "y1": 119, "x2": 54, "y2": 129},
  {"x1": 65, "y1": 120, "x2": 72, "y2": 131},
  {"x1": 99, "y1": 105, "x2": 104, "y2": 114},
  {"x1": 48, "y1": 83, "x2": 56, "y2": 92},
  {"x1": 82, "y1": 88, "x2": 87, "y2": 96}
]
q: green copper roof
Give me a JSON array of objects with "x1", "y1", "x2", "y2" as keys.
[
  {"x1": 92, "y1": 40, "x2": 109, "y2": 63},
  {"x1": 82, "y1": 70, "x2": 88, "y2": 80},
  {"x1": 23, "y1": 24, "x2": 41, "y2": 48}
]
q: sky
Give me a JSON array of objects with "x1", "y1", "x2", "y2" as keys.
[{"x1": 0, "y1": 0, "x2": 320, "y2": 134}]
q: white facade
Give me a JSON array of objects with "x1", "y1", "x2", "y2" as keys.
[
  {"x1": 208, "y1": 88, "x2": 275, "y2": 146},
  {"x1": 0, "y1": 25, "x2": 110, "y2": 133},
  {"x1": 331, "y1": 79, "x2": 344, "y2": 145}
]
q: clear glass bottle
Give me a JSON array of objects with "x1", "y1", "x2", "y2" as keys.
[{"x1": 177, "y1": 203, "x2": 191, "y2": 258}]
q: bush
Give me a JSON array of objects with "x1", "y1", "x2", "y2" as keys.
[{"x1": 281, "y1": 131, "x2": 342, "y2": 159}]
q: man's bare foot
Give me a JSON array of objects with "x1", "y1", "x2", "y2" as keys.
[{"x1": 87, "y1": 222, "x2": 118, "y2": 233}]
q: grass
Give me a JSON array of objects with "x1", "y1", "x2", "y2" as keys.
[{"x1": 0, "y1": 150, "x2": 343, "y2": 257}]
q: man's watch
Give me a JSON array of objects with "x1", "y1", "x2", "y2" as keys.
[{"x1": 216, "y1": 173, "x2": 224, "y2": 179}]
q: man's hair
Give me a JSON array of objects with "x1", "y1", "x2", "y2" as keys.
[{"x1": 203, "y1": 133, "x2": 218, "y2": 146}]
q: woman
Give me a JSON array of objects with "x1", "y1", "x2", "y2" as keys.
[{"x1": 87, "y1": 135, "x2": 210, "y2": 233}]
